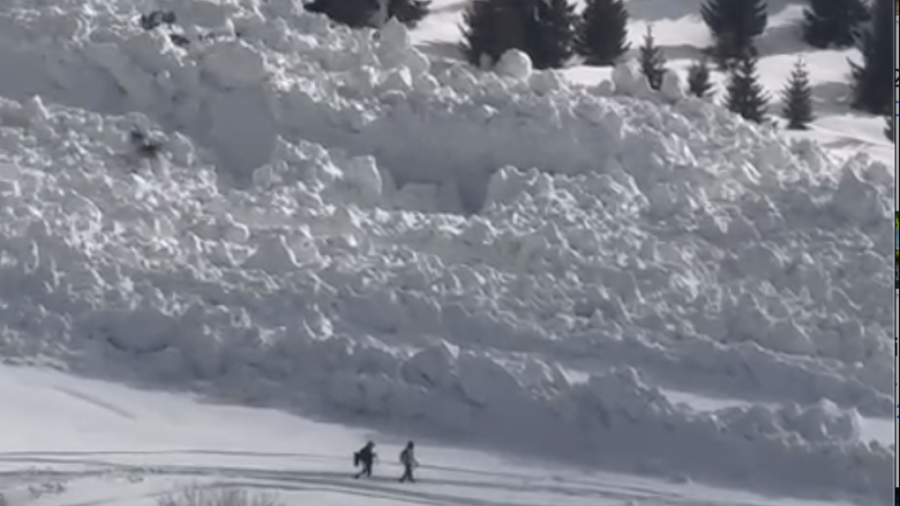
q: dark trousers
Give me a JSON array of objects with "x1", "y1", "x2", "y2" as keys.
[
  {"x1": 399, "y1": 464, "x2": 415, "y2": 482},
  {"x1": 355, "y1": 461, "x2": 373, "y2": 478}
]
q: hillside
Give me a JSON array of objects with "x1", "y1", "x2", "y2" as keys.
[{"x1": 0, "y1": 0, "x2": 892, "y2": 505}]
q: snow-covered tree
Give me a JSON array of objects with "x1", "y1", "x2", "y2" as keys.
[
  {"x1": 686, "y1": 59, "x2": 715, "y2": 98},
  {"x1": 638, "y1": 25, "x2": 667, "y2": 90},
  {"x1": 460, "y1": 0, "x2": 531, "y2": 67},
  {"x1": 576, "y1": 0, "x2": 630, "y2": 66},
  {"x1": 850, "y1": 0, "x2": 892, "y2": 114},
  {"x1": 725, "y1": 52, "x2": 769, "y2": 123},
  {"x1": 781, "y1": 58, "x2": 814, "y2": 130},
  {"x1": 801, "y1": 0, "x2": 869, "y2": 48},
  {"x1": 701, "y1": 0, "x2": 767, "y2": 64},
  {"x1": 526, "y1": 0, "x2": 578, "y2": 69}
]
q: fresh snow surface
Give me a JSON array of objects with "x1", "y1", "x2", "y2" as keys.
[
  {"x1": 0, "y1": 365, "x2": 865, "y2": 506},
  {"x1": 0, "y1": 0, "x2": 892, "y2": 505}
]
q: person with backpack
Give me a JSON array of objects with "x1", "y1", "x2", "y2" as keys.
[
  {"x1": 353, "y1": 441, "x2": 377, "y2": 479},
  {"x1": 398, "y1": 441, "x2": 418, "y2": 483}
]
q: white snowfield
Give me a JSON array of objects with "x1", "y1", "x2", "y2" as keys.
[
  {"x1": 2, "y1": 365, "x2": 862, "y2": 506},
  {"x1": 0, "y1": 0, "x2": 892, "y2": 505}
]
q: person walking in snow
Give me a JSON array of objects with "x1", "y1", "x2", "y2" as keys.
[
  {"x1": 398, "y1": 441, "x2": 418, "y2": 483},
  {"x1": 354, "y1": 441, "x2": 377, "y2": 479}
]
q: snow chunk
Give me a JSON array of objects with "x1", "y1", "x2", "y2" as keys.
[
  {"x1": 402, "y1": 342, "x2": 458, "y2": 389},
  {"x1": 829, "y1": 162, "x2": 887, "y2": 226},
  {"x1": 342, "y1": 155, "x2": 383, "y2": 206},
  {"x1": 201, "y1": 40, "x2": 267, "y2": 89},
  {"x1": 494, "y1": 49, "x2": 532, "y2": 80},
  {"x1": 529, "y1": 70, "x2": 567, "y2": 96},
  {"x1": 378, "y1": 17, "x2": 411, "y2": 54},
  {"x1": 242, "y1": 234, "x2": 303, "y2": 274},
  {"x1": 611, "y1": 62, "x2": 639, "y2": 95},
  {"x1": 659, "y1": 71, "x2": 684, "y2": 103},
  {"x1": 404, "y1": 48, "x2": 430, "y2": 79},
  {"x1": 380, "y1": 67, "x2": 413, "y2": 95}
]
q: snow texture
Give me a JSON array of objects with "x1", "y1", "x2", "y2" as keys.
[
  {"x1": 6, "y1": 364, "x2": 848, "y2": 506},
  {"x1": 0, "y1": 1, "x2": 891, "y2": 505}
]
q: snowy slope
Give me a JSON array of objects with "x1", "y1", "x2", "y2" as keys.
[
  {"x1": 0, "y1": 0, "x2": 892, "y2": 505},
  {"x1": 0, "y1": 364, "x2": 866, "y2": 506}
]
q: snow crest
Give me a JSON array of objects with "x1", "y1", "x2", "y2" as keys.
[{"x1": 0, "y1": 1, "x2": 891, "y2": 504}]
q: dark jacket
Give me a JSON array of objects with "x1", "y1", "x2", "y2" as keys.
[{"x1": 357, "y1": 445, "x2": 376, "y2": 465}]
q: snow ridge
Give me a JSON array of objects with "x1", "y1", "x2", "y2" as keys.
[{"x1": 0, "y1": 0, "x2": 892, "y2": 504}]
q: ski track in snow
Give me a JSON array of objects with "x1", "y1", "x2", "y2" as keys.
[
  {"x1": 0, "y1": 0, "x2": 892, "y2": 504},
  {"x1": 0, "y1": 454, "x2": 733, "y2": 506},
  {"x1": 2, "y1": 366, "x2": 844, "y2": 506}
]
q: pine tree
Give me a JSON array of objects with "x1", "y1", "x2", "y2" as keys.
[
  {"x1": 801, "y1": 0, "x2": 869, "y2": 48},
  {"x1": 526, "y1": 0, "x2": 578, "y2": 69},
  {"x1": 388, "y1": 0, "x2": 431, "y2": 27},
  {"x1": 576, "y1": 0, "x2": 630, "y2": 66},
  {"x1": 781, "y1": 58, "x2": 814, "y2": 130},
  {"x1": 725, "y1": 52, "x2": 769, "y2": 123},
  {"x1": 686, "y1": 59, "x2": 715, "y2": 98},
  {"x1": 304, "y1": 0, "x2": 381, "y2": 28},
  {"x1": 460, "y1": 0, "x2": 532, "y2": 67},
  {"x1": 886, "y1": 115, "x2": 895, "y2": 143},
  {"x1": 638, "y1": 25, "x2": 667, "y2": 90},
  {"x1": 850, "y1": 0, "x2": 892, "y2": 114},
  {"x1": 701, "y1": 0, "x2": 768, "y2": 64}
]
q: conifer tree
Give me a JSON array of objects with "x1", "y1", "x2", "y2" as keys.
[
  {"x1": 686, "y1": 59, "x2": 715, "y2": 98},
  {"x1": 801, "y1": 0, "x2": 869, "y2": 48},
  {"x1": 725, "y1": 51, "x2": 769, "y2": 123},
  {"x1": 781, "y1": 58, "x2": 814, "y2": 130},
  {"x1": 388, "y1": 0, "x2": 431, "y2": 28},
  {"x1": 701, "y1": 0, "x2": 768, "y2": 64},
  {"x1": 850, "y1": 0, "x2": 892, "y2": 114},
  {"x1": 576, "y1": 0, "x2": 630, "y2": 66},
  {"x1": 304, "y1": 0, "x2": 379, "y2": 29},
  {"x1": 638, "y1": 25, "x2": 667, "y2": 90},
  {"x1": 526, "y1": 0, "x2": 578, "y2": 69},
  {"x1": 305, "y1": 0, "x2": 431, "y2": 28},
  {"x1": 886, "y1": 115, "x2": 895, "y2": 143},
  {"x1": 460, "y1": 0, "x2": 531, "y2": 67}
]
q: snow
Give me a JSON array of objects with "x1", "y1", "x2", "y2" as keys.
[
  {"x1": 494, "y1": 49, "x2": 533, "y2": 80},
  {"x1": 0, "y1": 0, "x2": 892, "y2": 505},
  {"x1": 0, "y1": 364, "x2": 866, "y2": 506}
]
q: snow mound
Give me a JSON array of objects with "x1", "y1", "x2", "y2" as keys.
[
  {"x1": 0, "y1": 1, "x2": 891, "y2": 504},
  {"x1": 494, "y1": 49, "x2": 533, "y2": 80}
]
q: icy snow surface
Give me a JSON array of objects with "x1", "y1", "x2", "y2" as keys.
[{"x1": 0, "y1": 0, "x2": 892, "y2": 505}]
